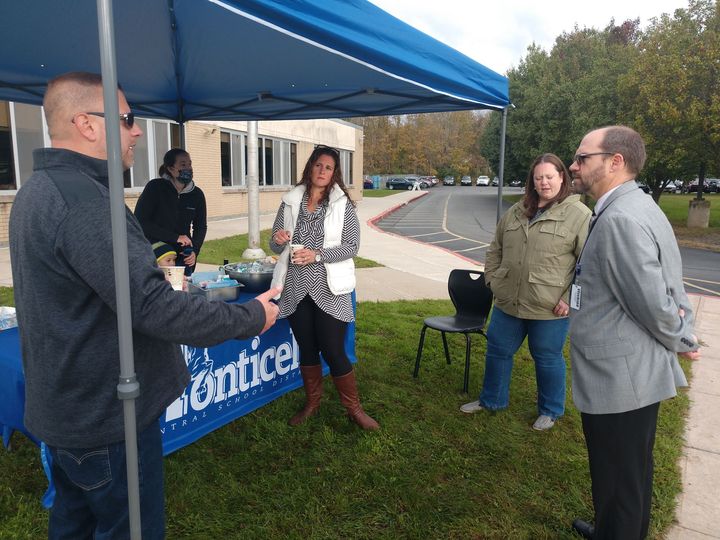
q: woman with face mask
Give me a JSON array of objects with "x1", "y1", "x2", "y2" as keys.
[{"x1": 134, "y1": 148, "x2": 207, "y2": 275}]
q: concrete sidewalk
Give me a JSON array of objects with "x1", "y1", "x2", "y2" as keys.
[{"x1": 0, "y1": 191, "x2": 717, "y2": 536}]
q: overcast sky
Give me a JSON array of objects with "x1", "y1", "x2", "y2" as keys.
[{"x1": 369, "y1": 0, "x2": 689, "y2": 74}]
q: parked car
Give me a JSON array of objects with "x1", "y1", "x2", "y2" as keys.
[
  {"x1": 476, "y1": 175, "x2": 490, "y2": 186},
  {"x1": 685, "y1": 179, "x2": 717, "y2": 193},
  {"x1": 363, "y1": 178, "x2": 374, "y2": 189},
  {"x1": 460, "y1": 175, "x2": 472, "y2": 186},
  {"x1": 386, "y1": 177, "x2": 417, "y2": 190},
  {"x1": 491, "y1": 177, "x2": 499, "y2": 187},
  {"x1": 409, "y1": 176, "x2": 431, "y2": 189},
  {"x1": 663, "y1": 180, "x2": 682, "y2": 193},
  {"x1": 443, "y1": 176, "x2": 455, "y2": 186},
  {"x1": 509, "y1": 179, "x2": 522, "y2": 188}
]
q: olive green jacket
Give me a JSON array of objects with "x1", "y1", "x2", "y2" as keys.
[{"x1": 485, "y1": 195, "x2": 591, "y2": 320}]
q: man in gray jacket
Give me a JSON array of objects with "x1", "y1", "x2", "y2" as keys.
[
  {"x1": 567, "y1": 125, "x2": 700, "y2": 539},
  {"x1": 9, "y1": 72, "x2": 280, "y2": 539}
]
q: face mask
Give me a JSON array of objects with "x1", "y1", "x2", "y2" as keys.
[{"x1": 177, "y1": 169, "x2": 193, "y2": 184}]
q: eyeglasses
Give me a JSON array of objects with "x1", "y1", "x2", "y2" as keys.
[
  {"x1": 74, "y1": 111, "x2": 135, "y2": 128},
  {"x1": 573, "y1": 152, "x2": 613, "y2": 165}
]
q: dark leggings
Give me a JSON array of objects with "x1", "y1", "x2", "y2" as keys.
[{"x1": 287, "y1": 295, "x2": 351, "y2": 377}]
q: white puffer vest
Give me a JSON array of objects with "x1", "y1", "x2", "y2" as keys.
[{"x1": 271, "y1": 184, "x2": 355, "y2": 297}]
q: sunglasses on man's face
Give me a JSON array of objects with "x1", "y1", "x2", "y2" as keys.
[
  {"x1": 572, "y1": 152, "x2": 613, "y2": 166},
  {"x1": 75, "y1": 111, "x2": 135, "y2": 129}
]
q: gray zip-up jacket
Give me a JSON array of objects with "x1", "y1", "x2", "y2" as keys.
[{"x1": 9, "y1": 148, "x2": 266, "y2": 448}]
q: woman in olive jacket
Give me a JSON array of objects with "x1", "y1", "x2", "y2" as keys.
[{"x1": 461, "y1": 153, "x2": 591, "y2": 430}]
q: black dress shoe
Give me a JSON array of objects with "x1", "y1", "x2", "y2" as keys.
[{"x1": 572, "y1": 518, "x2": 594, "y2": 539}]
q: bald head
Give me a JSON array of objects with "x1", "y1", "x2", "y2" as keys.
[{"x1": 44, "y1": 72, "x2": 105, "y2": 141}]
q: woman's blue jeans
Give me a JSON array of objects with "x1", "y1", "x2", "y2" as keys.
[{"x1": 479, "y1": 306, "x2": 569, "y2": 419}]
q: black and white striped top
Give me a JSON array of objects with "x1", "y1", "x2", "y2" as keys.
[{"x1": 270, "y1": 191, "x2": 359, "y2": 322}]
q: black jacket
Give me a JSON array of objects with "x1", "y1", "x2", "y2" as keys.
[
  {"x1": 134, "y1": 176, "x2": 207, "y2": 255},
  {"x1": 9, "y1": 148, "x2": 265, "y2": 448}
]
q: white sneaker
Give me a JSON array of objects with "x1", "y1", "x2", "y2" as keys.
[
  {"x1": 532, "y1": 415, "x2": 555, "y2": 431},
  {"x1": 460, "y1": 400, "x2": 484, "y2": 414}
]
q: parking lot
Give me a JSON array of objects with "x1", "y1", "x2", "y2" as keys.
[{"x1": 375, "y1": 185, "x2": 720, "y2": 297}]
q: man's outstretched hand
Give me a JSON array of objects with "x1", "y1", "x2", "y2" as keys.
[{"x1": 255, "y1": 286, "x2": 282, "y2": 334}]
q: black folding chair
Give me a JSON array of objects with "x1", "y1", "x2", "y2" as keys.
[{"x1": 413, "y1": 269, "x2": 493, "y2": 393}]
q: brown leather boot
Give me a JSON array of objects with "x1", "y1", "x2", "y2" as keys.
[
  {"x1": 332, "y1": 370, "x2": 379, "y2": 431},
  {"x1": 289, "y1": 365, "x2": 324, "y2": 426}
]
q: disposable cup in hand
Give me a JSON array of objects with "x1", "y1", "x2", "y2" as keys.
[
  {"x1": 162, "y1": 266, "x2": 186, "y2": 291},
  {"x1": 290, "y1": 244, "x2": 304, "y2": 264}
]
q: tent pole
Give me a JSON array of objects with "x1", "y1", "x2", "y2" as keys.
[
  {"x1": 496, "y1": 107, "x2": 508, "y2": 223},
  {"x1": 243, "y1": 120, "x2": 265, "y2": 259},
  {"x1": 96, "y1": 0, "x2": 142, "y2": 538}
]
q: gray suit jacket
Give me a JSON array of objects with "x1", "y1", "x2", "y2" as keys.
[{"x1": 569, "y1": 181, "x2": 696, "y2": 414}]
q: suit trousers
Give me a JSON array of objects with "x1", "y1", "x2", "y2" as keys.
[{"x1": 581, "y1": 402, "x2": 660, "y2": 540}]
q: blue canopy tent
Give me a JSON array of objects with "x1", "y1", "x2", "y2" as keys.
[
  {"x1": 1, "y1": 0, "x2": 509, "y2": 119},
  {"x1": 1, "y1": 1, "x2": 509, "y2": 537}
]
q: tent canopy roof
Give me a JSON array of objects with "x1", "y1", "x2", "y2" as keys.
[{"x1": 0, "y1": 0, "x2": 509, "y2": 122}]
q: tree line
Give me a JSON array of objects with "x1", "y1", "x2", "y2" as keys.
[
  {"x1": 359, "y1": 0, "x2": 719, "y2": 200},
  {"x1": 354, "y1": 112, "x2": 492, "y2": 180}
]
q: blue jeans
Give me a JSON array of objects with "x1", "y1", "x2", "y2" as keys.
[
  {"x1": 479, "y1": 306, "x2": 569, "y2": 419},
  {"x1": 48, "y1": 420, "x2": 165, "y2": 540}
]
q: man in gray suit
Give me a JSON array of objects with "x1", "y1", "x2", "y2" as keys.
[{"x1": 567, "y1": 126, "x2": 700, "y2": 539}]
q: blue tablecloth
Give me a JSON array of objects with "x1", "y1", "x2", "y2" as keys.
[
  {"x1": 0, "y1": 291, "x2": 356, "y2": 455},
  {"x1": 0, "y1": 326, "x2": 40, "y2": 448}
]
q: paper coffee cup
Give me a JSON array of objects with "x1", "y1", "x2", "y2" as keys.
[
  {"x1": 162, "y1": 266, "x2": 186, "y2": 291},
  {"x1": 290, "y1": 244, "x2": 304, "y2": 263}
]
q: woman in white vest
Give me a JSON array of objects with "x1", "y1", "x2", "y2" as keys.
[{"x1": 270, "y1": 145, "x2": 379, "y2": 430}]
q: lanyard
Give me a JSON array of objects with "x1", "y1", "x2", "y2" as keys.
[{"x1": 573, "y1": 187, "x2": 636, "y2": 279}]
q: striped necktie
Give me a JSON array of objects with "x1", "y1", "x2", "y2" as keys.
[{"x1": 589, "y1": 210, "x2": 597, "y2": 232}]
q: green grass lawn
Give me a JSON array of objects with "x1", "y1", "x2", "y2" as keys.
[
  {"x1": 362, "y1": 189, "x2": 398, "y2": 197},
  {"x1": 198, "y1": 230, "x2": 382, "y2": 269},
  {"x1": 0, "y1": 299, "x2": 689, "y2": 539},
  {"x1": 660, "y1": 193, "x2": 720, "y2": 227},
  {"x1": 503, "y1": 193, "x2": 720, "y2": 226},
  {"x1": 0, "y1": 287, "x2": 13, "y2": 307}
]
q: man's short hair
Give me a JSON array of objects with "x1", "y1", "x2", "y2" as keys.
[
  {"x1": 43, "y1": 72, "x2": 106, "y2": 138},
  {"x1": 599, "y1": 125, "x2": 646, "y2": 175}
]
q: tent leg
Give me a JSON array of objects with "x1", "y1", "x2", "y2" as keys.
[
  {"x1": 96, "y1": 0, "x2": 142, "y2": 538},
  {"x1": 496, "y1": 107, "x2": 508, "y2": 224}
]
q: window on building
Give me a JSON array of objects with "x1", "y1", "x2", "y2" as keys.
[
  {"x1": 263, "y1": 138, "x2": 273, "y2": 185},
  {"x1": 224, "y1": 131, "x2": 295, "y2": 187},
  {"x1": 290, "y1": 143, "x2": 297, "y2": 184},
  {"x1": 220, "y1": 131, "x2": 231, "y2": 186},
  {"x1": 0, "y1": 102, "x2": 16, "y2": 190},
  {"x1": 339, "y1": 149, "x2": 354, "y2": 185},
  {"x1": 1, "y1": 100, "x2": 176, "y2": 191},
  {"x1": 153, "y1": 122, "x2": 171, "y2": 177},
  {"x1": 0, "y1": 101, "x2": 47, "y2": 190},
  {"x1": 130, "y1": 118, "x2": 150, "y2": 188},
  {"x1": 170, "y1": 124, "x2": 181, "y2": 148},
  {"x1": 231, "y1": 132, "x2": 244, "y2": 186},
  {"x1": 220, "y1": 130, "x2": 246, "y2": 187}
]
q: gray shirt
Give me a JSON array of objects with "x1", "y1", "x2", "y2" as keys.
[{"x1": 9, "y1": 148, "x2": 266, "y2": 448}]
